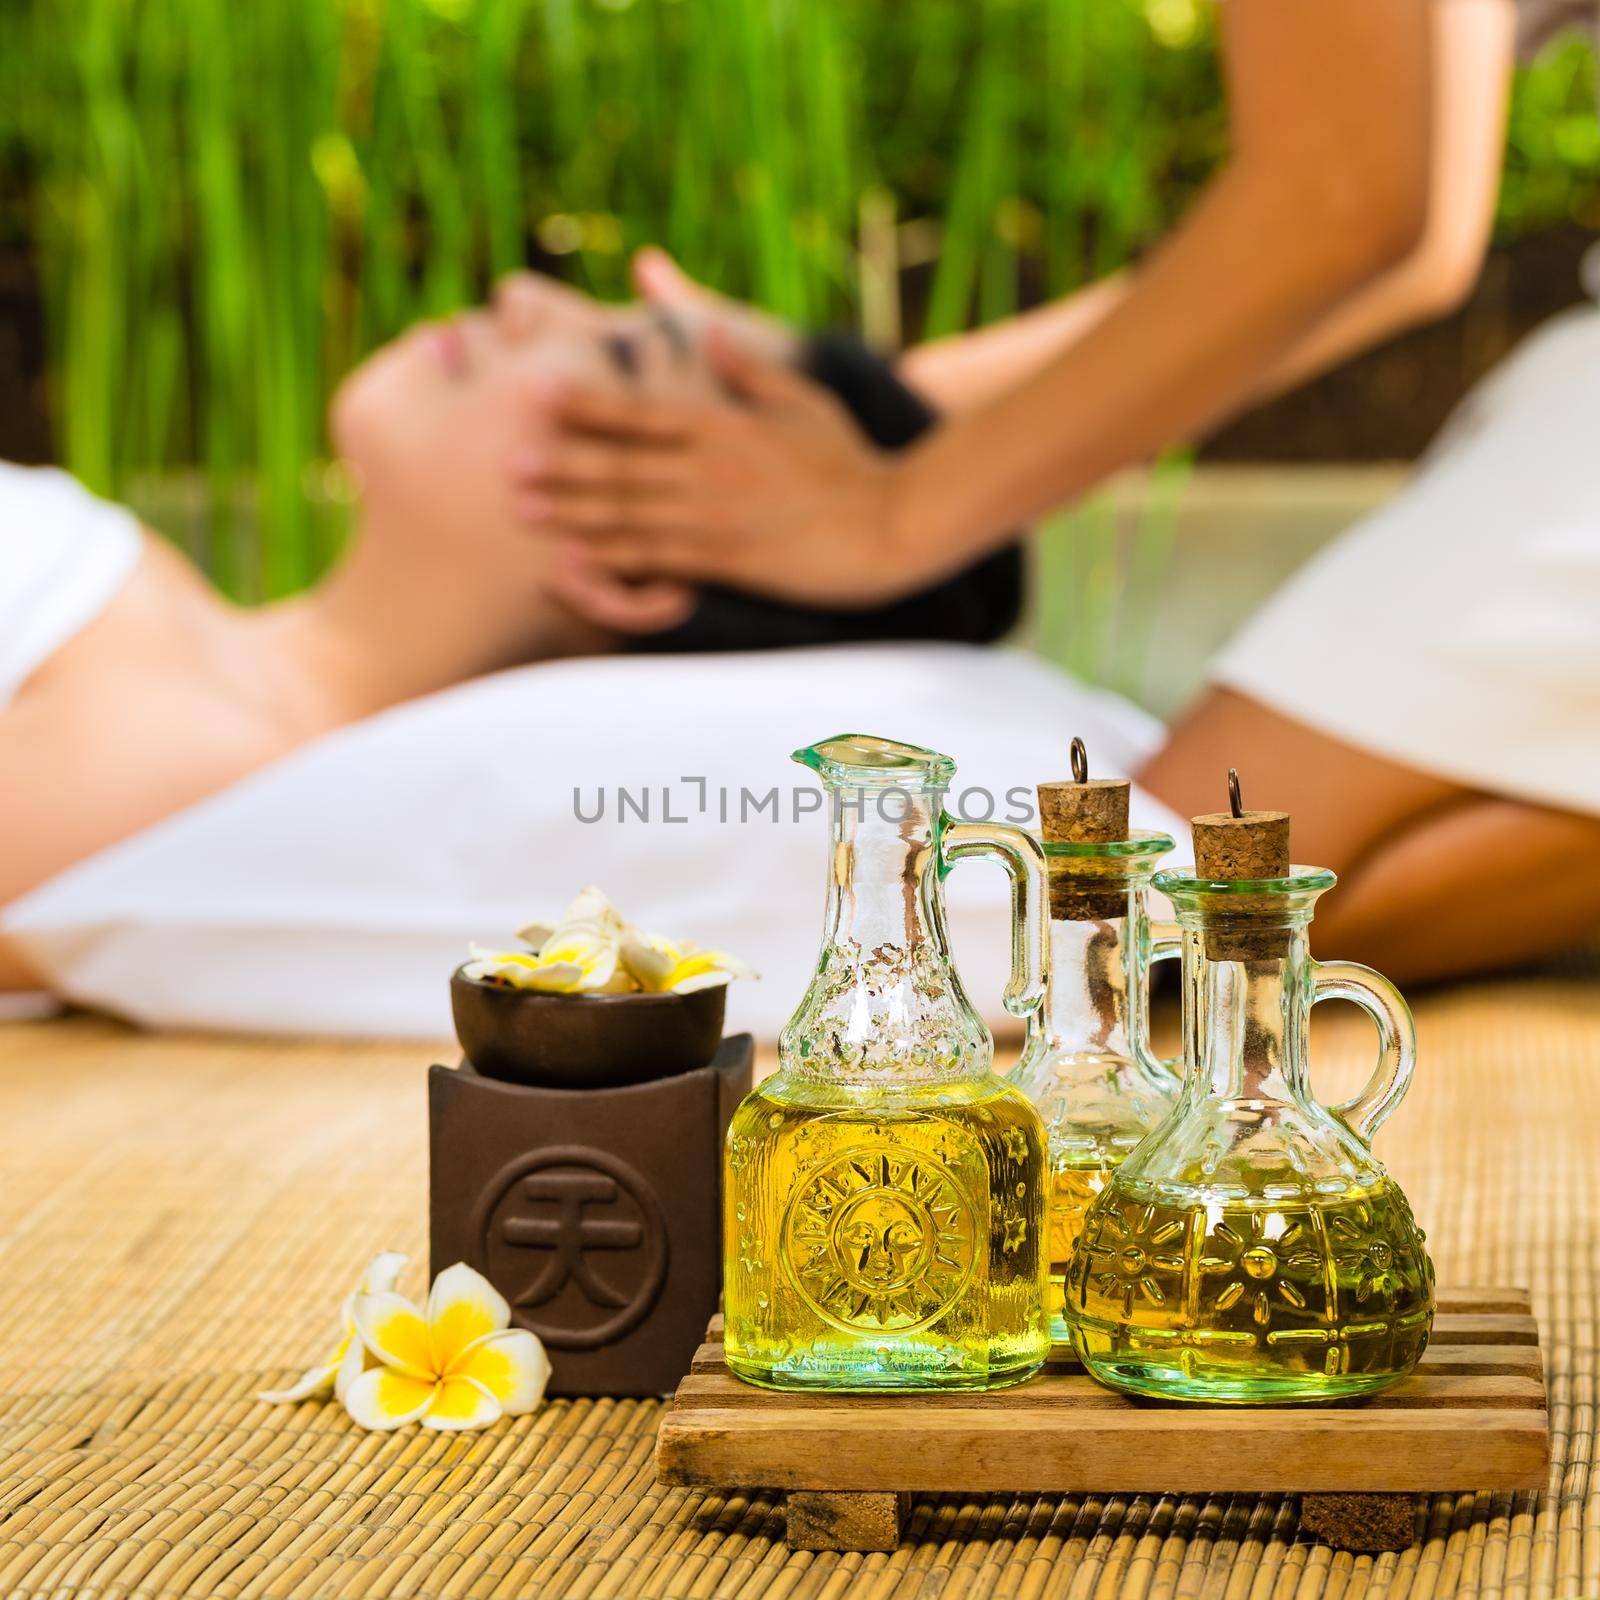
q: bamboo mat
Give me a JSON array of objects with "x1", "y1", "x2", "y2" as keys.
[{"x1": 0, "y1": 973, "x2": 1595, "y2": 1600}]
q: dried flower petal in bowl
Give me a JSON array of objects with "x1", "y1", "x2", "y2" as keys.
[{"x1": 462, "y1": 886, "x2": 756, "y2": 996}]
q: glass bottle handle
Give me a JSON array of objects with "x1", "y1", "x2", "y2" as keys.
[
  {"x1": 1136, "y1": 923, "x2": 1184, "y2": 1091},
  {"x1": 1310, "y1": 959, "x2": 1418, "y2": 1143},
  {"x1": 941, "y1": 821, "x2": 1049, "y2": 1019}
]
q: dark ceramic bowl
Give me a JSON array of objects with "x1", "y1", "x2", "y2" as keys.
[{"x1": 450, "y1": 968, "x2": 727, "y2": 1089}]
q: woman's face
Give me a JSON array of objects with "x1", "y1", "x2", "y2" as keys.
[{"x1": 330, "y1": 275, "x2": 712, "y2": 551}]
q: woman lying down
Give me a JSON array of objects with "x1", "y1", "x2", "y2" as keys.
[{"x1": 0, "y1": 272, "x2": 1595, "y2": 1033}]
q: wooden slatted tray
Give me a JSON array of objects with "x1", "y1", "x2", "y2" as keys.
[{"x1": 656, "y1": 1287, "x2": 1549, "y2": 1554}]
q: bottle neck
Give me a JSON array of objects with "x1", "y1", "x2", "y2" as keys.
[
  {"x1": 819, "y1": 785, "x2": 942, "y2": 957},
  {"x1": 1181, "y1": 925, "x2": 1313, "y2": 1106},
  {"x1": 783, "y1": 781, "x2": 989, "y2": 1086},
  {"x1": 1034, "y1": 901, "x2": 1137, "y2": 1059}
]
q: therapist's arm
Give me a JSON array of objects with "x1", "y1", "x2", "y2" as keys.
[
  {"x1": 1248, "y1": 0, "x2": 1512, "y2": 397},
  {"x1": 902, "y1": 0, "x2": 1509, "y2": 430},
  {"x1": 897, "y1": 276, "x2": 1130, "y2": 418},
  {"x1": 519, "y1": 0, "x2": 1508, "y2": 614},
  {"x1": 893, "y1": 0, "x2": 1438, "y2": 553}
]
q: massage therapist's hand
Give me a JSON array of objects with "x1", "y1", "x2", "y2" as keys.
[
  {"x1": 629, "y1": 246, "x2": 802, "y2": 370},
  {"x1": 517, "y1": 332, "x2": 936, "y2": 615}
]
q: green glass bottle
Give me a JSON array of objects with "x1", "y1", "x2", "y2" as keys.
[{"x1": 1066, "y1": 840, "x2": 1435, "y2": 1404}]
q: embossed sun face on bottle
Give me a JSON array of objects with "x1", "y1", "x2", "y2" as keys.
[
  {"x1": 785, "y1": 1146, "x2": 976, "y2": 1331},
  {"x1": 723, "y1": 1078, "x2": 1048, "y2": 1392}
]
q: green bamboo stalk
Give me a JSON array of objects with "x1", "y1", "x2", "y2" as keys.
[
  {"x1": 924, "y1": 10, "x2": 1004, "y2": 337},
  {"x1": 668, "y1": 0, "x2": 728, "y2": 292},
  {"x1": 387, "y1": 0, "x2": 469, "y2": 315},
  {"x1": 186, "y1": 0, "x2": 252, "y2": 596},
  {"x1": 471, "y1": 0, "x2": 528, "y2": 280},
  {"x1": 1045, "y1": 0, "x2": 1087, "y2": 291},
  {"x1": 727, "y1": 0, "x2": 802, "y2": 318},
  {"x1": 978, "y1": 0, "x2": 1021, "y2": 324},
  {"x1": 617, "y1": 0, "x2": 671, "y2": 264},
  {"x1": 792, "y1": 0, "x2": 859, "y2": 319},
  {"x1": 62, "y1": 0, "x2": 131, "y2": 497},
  {"x1": 1098, "y1": 0, "x2": 1149, "y2": 274},
  {"x1": 360, "y1": 24, "x2": 417, "y2": 349},
  {"x1": 253, "y1": 0, "x2": 293, "y2": 597}
]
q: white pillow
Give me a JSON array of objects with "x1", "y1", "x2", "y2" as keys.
[{"x1": 2, "y1": 643, "x2": 1183, "y2": 1039}]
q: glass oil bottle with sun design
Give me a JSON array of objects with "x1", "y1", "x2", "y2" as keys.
[
  {"x1": 1006, "y1": 741, "x2": 1181, "y2": 1339},
  {"x1": 1064, "y1": 776, "x2": 1435, "y2": 1404},
  {"x1": 722, "y1": 735, "x2": 1052, "y2": 1392}
]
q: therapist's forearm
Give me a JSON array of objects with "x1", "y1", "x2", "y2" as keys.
[
  {"x1": 891, "y1": 163, "x2": 1422, "y2": 562},
  {"x1": 898, "y1": 247, "x2": 1461, "y2": 430},
  {"x1": 897, "y1": 277, "x2": 1130, "y2": 417},
  {"x1": 894, "y1": 0, "x2": 1501, "y2": 485},
  {"x1": 902, "y1": 238, "x2": 1479, "y2": 436}
]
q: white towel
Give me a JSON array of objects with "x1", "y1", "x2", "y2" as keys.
[
  {"x1": 0, "y1": 463, "x2": 141, "y2": 710},
  {"x1": 3, "y1": 642, "x2": 1183, "y2": 1040}
]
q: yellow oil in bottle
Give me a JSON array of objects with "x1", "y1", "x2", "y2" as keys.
[
  {"x1": 724, "y1": 1074, "x2": 1050, "y2": 1392},
  {"x1": 1047, "y1": 1160, "x2": 1116, "y2": 1332},
  {"x1": 1066, "y1": 1168, "x2": 1434, "y2": 1403}
]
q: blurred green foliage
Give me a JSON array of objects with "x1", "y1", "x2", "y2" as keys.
[{"x1": 0, "y1": 0, "x2": 1595, "y2": 603}]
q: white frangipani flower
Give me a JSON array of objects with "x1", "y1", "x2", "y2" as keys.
[
  {"x1": 461, "y1": 944, "x2": 581, "y2": 991},
  {"x1": 516, "y1": 885, "x2": 628, "y2": 951},
  {"x1": 343, "y1": 1263, "x2": 551, "y2": 1432},
  {"x1": 620, "y1": 931, "x2": 758, "y2": 994},
  {"x1": 466, "y1": 887, "x2": 755, "y2": 998}
]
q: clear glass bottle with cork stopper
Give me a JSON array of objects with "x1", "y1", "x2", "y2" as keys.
[
  {"x1": 1006, "y1": 738, "x2": 1180, "y2": 1338},
  {"x1": 1064, "y1": 771, "x2": 1435, "y2": 1403}
]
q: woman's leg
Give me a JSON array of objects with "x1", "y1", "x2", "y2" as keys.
[
  {"x1": 1139, "y1": 687, "x2": 1600, "y2": 984},
  {"x1": 1322, "y1": 793, "x2": 1600, "y2": 984}
]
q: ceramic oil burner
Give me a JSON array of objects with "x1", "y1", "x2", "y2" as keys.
[{"x1": 431, "y1": 971, "x2": 753, "y2": 1397}]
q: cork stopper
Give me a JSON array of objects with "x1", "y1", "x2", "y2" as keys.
[
  {"x1": 1037, "y1": 739, "x2": 1132, "y2": 920},
  {"x1": 1039, "y1": 738, "x2": 1130, "y2": 845},
  {"x1": 1190, "y1": 769, "x2": 1291, "y2": 960}
]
